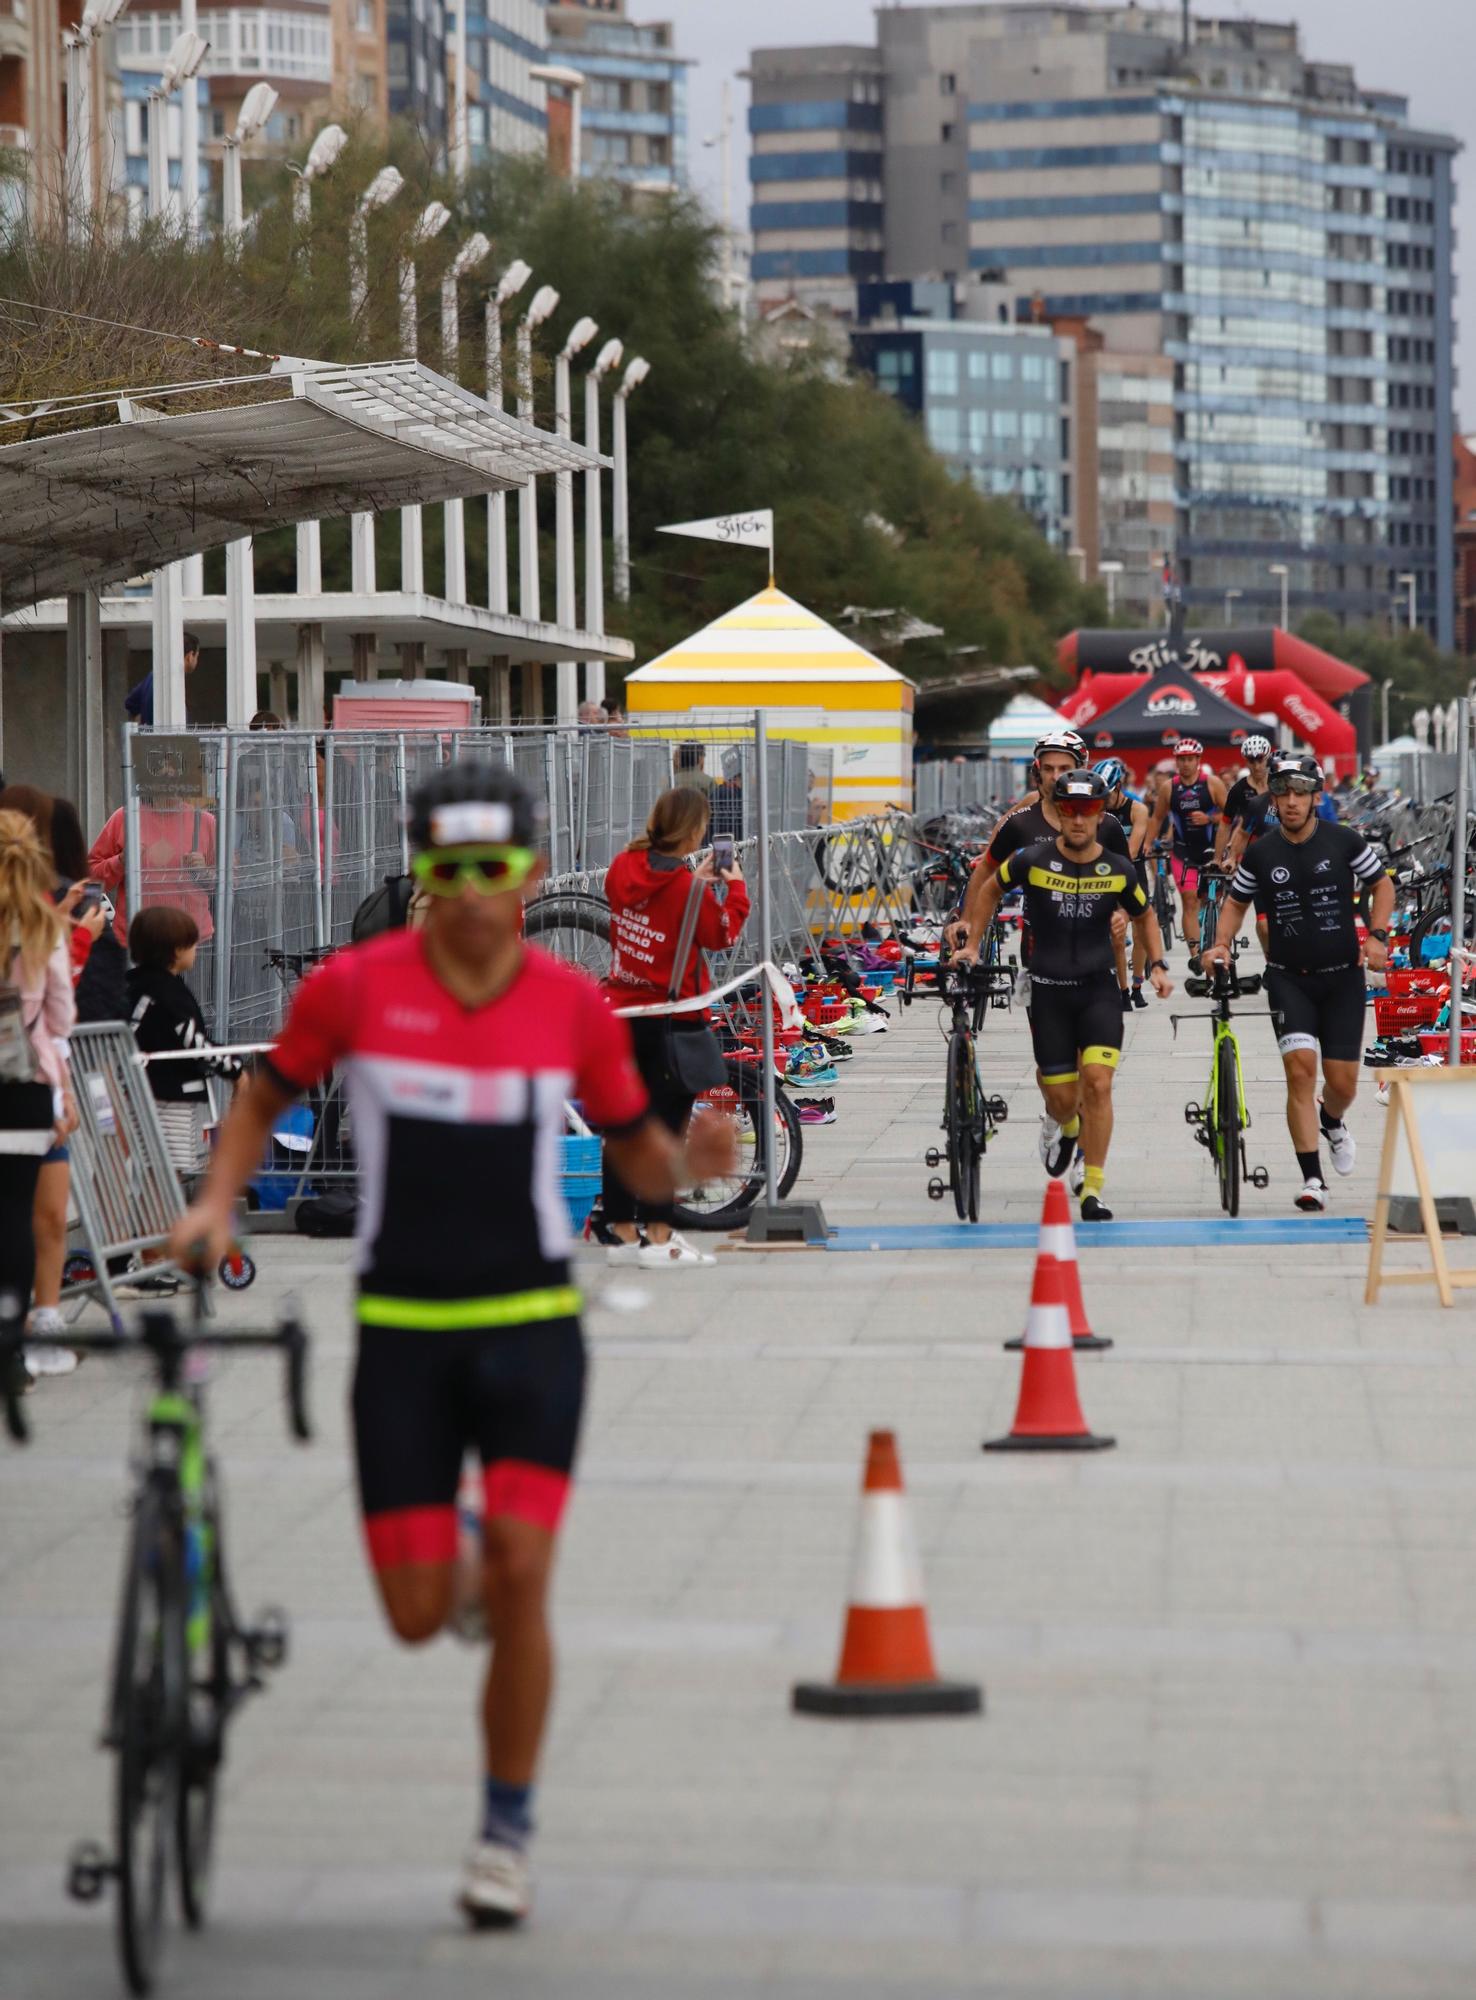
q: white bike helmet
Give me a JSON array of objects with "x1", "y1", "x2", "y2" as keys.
[{"x1": 1241, "y1": 734, "x2": 1272, "y2": 762}]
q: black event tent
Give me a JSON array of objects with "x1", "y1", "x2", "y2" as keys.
[{"x1": 1078, "y1": 671, "x2": 1263, "y2": 750}]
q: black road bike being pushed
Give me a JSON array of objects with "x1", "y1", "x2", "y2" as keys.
[
  {"x1": 3, "y1": 1280, "x2": 313, "y2": 1996},
  {"x1": 906, "y1": 957, "x2": 1011, "y2": 1221}
]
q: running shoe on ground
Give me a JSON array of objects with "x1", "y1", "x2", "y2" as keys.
[
  {"x1": 1068, "y1": 1149, "x2": 1086, "y2": 1197},
  {"x1": 605, "y1": 1236, "x2": 648, "y2": 1267},
  {"x1": 1320, "y1": 1106, "x2": 1357, "y2": 1177},
  {"x1": 1188, "y1": 952, "x2": 1203, "y2": 975},
  {"x1": 812, "y1": 1034, "x2": 854, "y2": 1061},
  {"x1": 1079, "y1": 1194, "x2": 1114, "y2": 1223},
  {"x1": 846, "y1": 1012, "x2": 888, "y2": 1036},
  {"x1": 1295, "y1": 1178, "x2": 1329, "y2": 1213},
  {"x1": 1120, "y1": 989, "x2": 1133, "y2": 1014},
  {"x1": 636, "y1": 1233, "x2": 716, "y2": 1269},
  {"x1": 459, "y1": 1840, "x2": 531, "y2": 1928},
  {"x1": 1038, "y1": 1116, "x2": 1074, "y2": 1179},
  {"x1": 23, "y1": 1309, "x2": 79, "y2": 1377},
  {"x1": 798, "y1": 1101, "x2": 837, "y2": 1125},
  {"x1": 792, "y1": 1095, "x2": 835, "y2": 1112},
  {"x1": 1130, "y1": 983, "x2": 1148, "y2": 1011}
]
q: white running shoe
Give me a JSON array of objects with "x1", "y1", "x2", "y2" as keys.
[
  {"x1": 23, "y1": 1343, "x2": 79, "y2": 1379},
  {"x1": 1320, "y1": 1110, "x2": 1357, "y2": 1178},
  {"x1": 1068, "y1": 1149, "x2": 1086, "y2": 1198},
  {"x1": 636, "y1": 1232, "x2": 716, "y2": 1269},
  {"x1": 604, "y1": 1236, "x2": 647, "y2": 1267},
  {"x1": 1037, "y1": 1116, "x2": 1074, "y2": 1179},
  {"x1": 1295, "y1": 1178, "x2": 1329, "y2": 1213},
  {"x1": 458, "y1": 1840, "x2": 531, "y2": 1928}
]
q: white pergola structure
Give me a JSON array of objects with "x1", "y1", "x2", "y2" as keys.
[{"x1": 0, "y1": 357, "x2": 633, "y2": 823}]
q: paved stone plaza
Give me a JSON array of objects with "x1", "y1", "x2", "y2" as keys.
[{"x1": 4, "y1": 960, "x2": 1476, "y2": 1998}]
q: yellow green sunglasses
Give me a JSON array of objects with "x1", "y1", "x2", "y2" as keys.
[{"x1": 412, "y1": 845, "x2": 539, "y2": 896}]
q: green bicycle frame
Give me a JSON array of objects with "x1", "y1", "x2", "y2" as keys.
[
  {"x1": 1204, "y1": 1014, "x2": 1251, "y2": 1156},
  {"x1": 149, "y1": 1391, "x2": 214, "y2": 1661}
]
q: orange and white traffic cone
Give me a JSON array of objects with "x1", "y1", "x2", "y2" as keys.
[
  {"x1": 1005, "y1": 1180, "x2": 1112, "y2": 1354},
  {"x1": 985, "y1": 1257, "x2": 1116, "y2": 1454},
  {"x1": 793, "y1": 1430, "x2": 982, "y2": 1718}
]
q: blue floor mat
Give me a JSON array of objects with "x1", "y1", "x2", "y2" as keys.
[{"x1": 825, "y1": 1218, "x2": 1368, "y2": 1251}]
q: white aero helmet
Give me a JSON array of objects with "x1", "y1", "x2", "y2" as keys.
[{"x1": 1033, "y1": 727, "x2": 1087, "y2": 767}]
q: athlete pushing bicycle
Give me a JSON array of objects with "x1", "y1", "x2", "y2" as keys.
[
  {"x1": 1204, "y1": 753, "x2": 1391, "y2": 1212},
  {"x1": 170, "y1": 764, "x2": 736, "y2": 1928},
  {"x1": 958, "y1": 768, "x2": 1172, "y2": 1221}
]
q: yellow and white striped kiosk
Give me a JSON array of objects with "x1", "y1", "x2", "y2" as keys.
[{"x1": 623, "y1": 585, "x2": 914, "y2": 820}]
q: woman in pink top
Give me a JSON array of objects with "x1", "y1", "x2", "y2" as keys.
[{"x1": 0, "y1": 811, "x2": 76, "y2": 1378}]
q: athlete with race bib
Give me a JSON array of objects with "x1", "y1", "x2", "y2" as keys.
[{"x1": 1147, "y1": 739, "x2": 1227, "y2": 966}]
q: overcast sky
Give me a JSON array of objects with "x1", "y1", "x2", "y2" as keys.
[{"x1": 663, "y1": 0, "x2": 1473, "y2": 427}]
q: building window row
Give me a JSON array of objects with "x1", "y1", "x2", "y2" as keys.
[{"x1": 1388, "y1": 146, "x2": 1439, "y2": 177}]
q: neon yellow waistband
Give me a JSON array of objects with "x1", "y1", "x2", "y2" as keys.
[{"x1": 356, "y1": 1285, "x2": 583, "y2": 1331}]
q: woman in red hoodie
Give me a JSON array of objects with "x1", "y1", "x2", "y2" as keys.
[{"x1": 602, "y1": 786, "x2": 749, "y2": 1268}]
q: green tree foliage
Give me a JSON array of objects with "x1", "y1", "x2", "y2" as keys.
[
  {"x1": 1297, "y1": 611, "x2": 1474, "y2": 736},
  {"x1": 1, "y1": 139, "x2": 1095, "y2": 715}
]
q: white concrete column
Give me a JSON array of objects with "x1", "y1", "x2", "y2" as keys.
[
  {"x1": 151, "y1": 564, "x2": 186, "y2": 725},
  {"x1": 295, "y1": 623, "x2": 326, "y2": 727},
  {"x1": 268, "y1": 660, "x2": 291, "y2": 720},
  {"x1": 297, "y1": 520, "x2": 322, "y2": 593},
  {"x1": 225, "y1": 538, "x2": 258, "y2": 727},
  {"x1": 65, "y1": 587, "x2": 106, "y2": 831}
]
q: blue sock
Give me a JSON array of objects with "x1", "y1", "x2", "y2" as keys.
[{"x1": 482, "y1": 1776, "x2": 534, "y2": 1850}]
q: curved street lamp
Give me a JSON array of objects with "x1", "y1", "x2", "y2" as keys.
[
  {"x1": 583, "y1": 335, "x2": 624, "y2": 681},
  {"x1": 612, "y1": 356, "x2": 650, "y2": 603},
  {"x1": 517, "y1": 285, "x2": 561, "y2": 623}
]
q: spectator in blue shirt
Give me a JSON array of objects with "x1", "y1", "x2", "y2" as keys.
[{"x1": 124, "y1": 631, "x2": 201, "y2": 727}]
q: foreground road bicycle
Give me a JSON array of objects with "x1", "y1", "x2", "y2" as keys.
[
  {"x1": 917, "y1": 959, "x2": 1011, "y2": 1221},
  {"x1": 1193, "y1": 863, "x2": 1232, "y2": 966},
  {"x1": 1173, "y1": 961, "x2": 1271, "y2": 1217},
  {"x1": 1148, "y1": 841, "x2": 1177, "y2": 953},
  {"x1": 3, "y1": 1279, "x2": 313, "y2": 1996}
]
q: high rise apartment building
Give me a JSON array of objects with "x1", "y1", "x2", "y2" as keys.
[
  {"x1": 547, "y1": 0, "x2": 687, "y2": 190},
  {"x1": 752, "y1": 6, "x2": 1461, "y2": 644},
  {"x1": 453, "y1": 0, "x2": 547, "y2": 161}
]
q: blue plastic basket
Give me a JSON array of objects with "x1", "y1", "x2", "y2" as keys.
[{"x1": 559, "y1": 1135, "x2": 602, "y2": 1233}]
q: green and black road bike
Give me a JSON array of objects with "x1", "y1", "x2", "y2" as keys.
[
  {"x1": 5, "y1": 1277, "x2": 312, "y2": 1996},
  {"x1": 1173, "y1": 961, "x2": 1271, "y2": 1217}
]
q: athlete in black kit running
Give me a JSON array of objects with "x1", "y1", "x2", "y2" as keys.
[
  {"x1": 1205, "y1": 754, "x2": 1392, "y2": 1213},
  {"x1": 959, "y1": 768, "x2": 1172, "y2": 1221}
]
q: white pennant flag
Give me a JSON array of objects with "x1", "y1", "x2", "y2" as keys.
[{"x1": 658, "y1": 510, "x2": 773, "y2": 554}]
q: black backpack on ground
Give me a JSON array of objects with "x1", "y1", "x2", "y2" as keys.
[{"x1": 294, "y1": 1190, "x2": 358, "y2": 1238}]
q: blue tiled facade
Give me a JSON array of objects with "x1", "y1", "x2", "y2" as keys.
[{"x1": 547, "y1": 6, "x2": 687, "y2": 189}]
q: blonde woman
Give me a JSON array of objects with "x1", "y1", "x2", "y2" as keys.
[{"x1": 0, "y1": 811, "x2": 76, "y2": 1379}]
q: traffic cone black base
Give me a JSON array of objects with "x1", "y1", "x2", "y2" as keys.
[
  {"x1": 793, "y1": 1679, "x2": 983, "y2": 1719},
  {"x1": 1004, "y1": 1331, "x2": 1113, "y2": 1353},
  {"x1": 983, "y1": 1430, "x2": 1116, "y2": 1454}
]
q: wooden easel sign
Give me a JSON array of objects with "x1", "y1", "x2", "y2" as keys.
[{"x1": 1367, "y1": 1067, "x2": 1476, "y2": 1308}]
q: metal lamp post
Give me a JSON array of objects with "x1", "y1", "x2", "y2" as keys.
[
  {"x1": 292, "y1": 121, "x2": 346, "y2": 233},
  {"x1": 221, "y1": 80, "x2": 276, "y2": 240},
  {"x1": 486, "y1": 258, "x2": 532, "y2": 617},
  {"x1": 398, "y1": 200, "x2": 452, "y2": 604},
  {"x1": 65, "y1": 0, "x2": 129, "y2": 236},
  {"x1": 583, "y1": 336, "x2": 623, "y2": 700},
  {"x1": 611, "y1": 355, "x2": 649, "y2": 604},
  {"x1": 146, "y1": 29, "x2": 207, "y2": 726},
  {"x1": 220, "y1": 81, "x2": 277, "y2": 727},
  {"x1": 517, "y1": 284, "x2": 560, "y2": 623},
  {"x1": 440, "y1": 231, "x2": 492, "y2": 608},
  {"x1": 348, "y1": 165, "x2": 405, "y2": 598},
  {"x1": 554, "y1": 314, "x2": 599, "y2": 721},
  {"x1": 290, "y1": 122, "x2": 346, "y2": 621},
  {"x1": 1268, "y1": 562, "x2": 1289, "y2": 632}
]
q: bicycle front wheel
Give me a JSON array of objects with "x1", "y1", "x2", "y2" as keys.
[
  {"x1": 1156, "y1": 875, "x2": 1177, "y2": 952},
  {"x1": 1215, "y1": 1036, "x2": 1241, "y2": 1219},
  {"x1": 946, "y1": 1032, "x2": 981, "y2": 1223},
  {"x1": 112, "y1": 1483, "x2": 187, "y2": 1996},
  {"x1": 177, "y1": 1469, "x2": 227, "y2": 1930}
]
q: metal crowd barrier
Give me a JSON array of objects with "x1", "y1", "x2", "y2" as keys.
[{"x1": 61, "y1": 1023, "x2": 198, "y2": 1334}]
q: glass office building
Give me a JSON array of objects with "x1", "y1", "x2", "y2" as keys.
[{"x1": 754, "y1": 8, "x2": 1460, "y2": 643}]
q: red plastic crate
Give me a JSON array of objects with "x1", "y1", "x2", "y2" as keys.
[
  {"x1": 1419, "y1": 1030, "x2": 1475, "y2": 1061},
  {"x1": 1374, "y1": 993, "x2": 1443, "y2": 1035},
  {"x1": 1385, "y1": 968, "x2": 1449, "y2": 998}
]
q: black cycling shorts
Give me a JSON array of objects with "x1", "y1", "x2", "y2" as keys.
[
  {"x1": 352, "y1": 1313, "x2": 586, "y2": 1570},
  {"x1": 1027, "y1": 974, "x2": 1124, "y2": 1084},
  {"x1": 1264, "y1": 965, "x2": 1367, "y2": 1066}
]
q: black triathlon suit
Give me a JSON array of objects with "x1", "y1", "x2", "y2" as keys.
[
  {"x1": 996, "y1": 838, "x2": 1150, "y2": 1081},
  {"x1": 1229, "y1": 821, "x2": 1385, "y2": 1064},
  {"x1": 1224, "y1": 777, "x2": 1273, "y2": 846},
  {"x1": 987, "y1": 802, "x2": 1131, "y2": 969},
  {"x1": 1168, "y1": 776, "x2": 1217, "y2": 886}
]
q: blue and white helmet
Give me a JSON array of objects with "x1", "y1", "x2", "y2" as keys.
[{"x1": 1092, "y1": 757, "x2": 1130, "y2": 793}]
